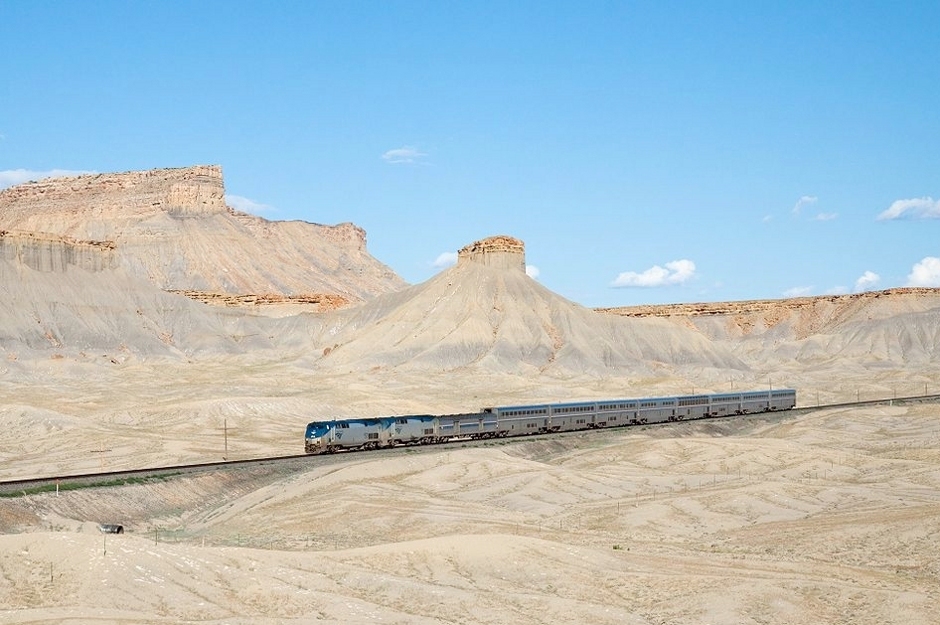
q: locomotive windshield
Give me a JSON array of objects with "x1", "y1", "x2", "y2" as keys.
[{"x1": 305, "y1": 422, "x2": 332, "y2": 438}]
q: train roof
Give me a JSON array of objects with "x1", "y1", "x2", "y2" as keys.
[
  {"x1": 487, "y1": 389, "x2": 796, "y2": 412},
  {"x1": 308, "y1": 389, "x2": 798, "y2": 427}
]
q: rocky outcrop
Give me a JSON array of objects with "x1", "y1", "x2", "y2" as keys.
[
  {"x1": 598, "y1": 287, "x2": 940, "y2": 363},
  {"x1": 458, "y1": 235, "x2": 525, "y2": 271},
  {"x1": 0, "y1": 230, "x2": 116, "y2": 273},
  {"x1": 170, "y1": 290, "x2": 349, "y2": 312},
  {"x1": 596, "y1": 288, "x2": 940, "y2": 319},
  {"x1": 0, "y1": 165, "x2": 227, "y2": 228},
  {"x1": 0, "y1": 165, "x2": 406, "y2": 302}
]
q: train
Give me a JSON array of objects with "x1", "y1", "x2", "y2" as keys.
[{"x1": 304, "y1": 388, "x2": 797, "y2": 454}]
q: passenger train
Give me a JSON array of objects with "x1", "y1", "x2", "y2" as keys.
[{"x1": 304, "y1": 388, "x2": 797, "y2": 454}]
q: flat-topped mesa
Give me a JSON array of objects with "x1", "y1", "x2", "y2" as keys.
[
  {"x1": 457, "y1": 235, "x2": 526, "y2": 271},
  {"x1": 0, "y1": 165, "x2": 227, "y2": 222},
  {"x1": 0, "y1": 163, "x2": 406, "y2": 299}
]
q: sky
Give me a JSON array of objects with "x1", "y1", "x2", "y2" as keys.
[{"x1": 2, "y1": 1, "x2": 938, "y2": 307}]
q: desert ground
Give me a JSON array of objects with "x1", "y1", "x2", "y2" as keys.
[
  {"x1": 2, "y1": 172, "x2": 940, "y2": 622},
  {"x1": 2, "y1": 373, "x2": 939, "y2": 624}
]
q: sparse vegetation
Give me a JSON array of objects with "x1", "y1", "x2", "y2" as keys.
[{"x1": 0, "y1": 473, "x2": 184, "y2": 499}]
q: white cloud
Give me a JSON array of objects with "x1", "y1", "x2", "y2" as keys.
[
  {"x1": 792, "y1": 195, "x2": 817, "y2": 215},
  {"x1": 525, "y1": 265, "x2": 540, "y2": 279},
  {"x1": 0, "y1": 168, "x2": 95, "y2": 189},
  {"x1": 432, "y1": 252, "x2": 458, "y2": 268},
  {"x1": 610, "y1": 259, "x2": 696, "y2": 288},
  {"x1": 813, "y1": 212, "x2": 838, "y2": 221},
  {"x1": 854, "y1": 270, "x2": 880, "y2": 292},
  {"x1": 381, "y1": 146, "x2": 427, "y2": 164},
  {"x1": 877, "y1": 197, "x2": 940, "y2": 220},
  {"x1": 225, "y1": 194, "x2": 275, "y2": 214},
  {"x1": 906, "y1": 257, "x2": 940, "y2": 287},
  {"x1": 783, "y1": 286, "x2": 814, "y2": 297}
]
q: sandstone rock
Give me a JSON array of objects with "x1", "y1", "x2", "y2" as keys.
[
  {"x1": 310, "y1": 234, "x2": 744, "y2": 375},
  {"x1": 0, "y1": 165, "x2": 405, "y2": 302},
  {"x1": 457, "y1": 235, "x2": 526, "y2": 271},
  {"x1": 0, "y1": 230, "x2": 116, "y2": 273}
]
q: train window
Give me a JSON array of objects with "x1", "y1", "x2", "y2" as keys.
[
  {"x1": 367, "y1": 433, "x2": 378, "y2": 440},
  {"x1": 424, "y1": 428, "x2": 433, "y2": 435}
]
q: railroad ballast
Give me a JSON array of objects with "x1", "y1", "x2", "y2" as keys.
[{"x1": 304, "y1": 389, "x2": 797, "y2": 454}]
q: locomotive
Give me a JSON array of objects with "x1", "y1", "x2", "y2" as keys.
[{"x1": 304, "y1": 388, "x2": 797, "y2": 454}]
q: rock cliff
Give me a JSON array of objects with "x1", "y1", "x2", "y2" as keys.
[
  {"x1": 599, "y1": 287, "x2": 940, "y2": 367},
  {"x1": 0, "y1": 165, "x2": 405, "y2": 303},
  {"x1": 0, "y1": 230, "x2": 116, "y2": 273},
  {"x1": 457, "y1": 235, "x2": 526, "y2": 271},
  {"x1": 0, "y1": 165, "x2": 227, "y2": 229}
]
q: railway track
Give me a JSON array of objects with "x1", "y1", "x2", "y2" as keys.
[{"x1": 3, "y1": 392, "x2": 940, "y2": 498}]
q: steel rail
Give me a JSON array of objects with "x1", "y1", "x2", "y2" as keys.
[{"x1": 3, "y1": 392, "x2": 939, "y2": 496}]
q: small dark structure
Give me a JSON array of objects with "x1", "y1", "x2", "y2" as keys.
[{"x1": 98, "y1": 524, "x2": 124, "y2": 534}]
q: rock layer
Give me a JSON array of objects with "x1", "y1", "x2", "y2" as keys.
[
  {"x1": 0, "y1": 230, "x2": 116, "y2": 273},
  {"x1": 458, "y1": 235, "x2": 526, "y2": 271},
  {"x1": 0, "y1": 165, "x2": 405, "y2": 301}
]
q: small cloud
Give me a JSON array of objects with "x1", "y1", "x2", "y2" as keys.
[
  {"x1": 792, "y1": 195, "x2": 817, "y2": 215},
  {"x1": 610, "y1": 259, "x2": 696, "y2": 288},
  {"x1": 813, "y1": 212, "x2": 838, "y2": 221},
  {"x1": 0, "y1": 168, "x2": 95, "y2": 189},
  {"x1": 432, "y1": 251, "x2": 458, "y2": 268},
  {"x1": 225, "y1": 194, "x2": 275, "y2": 214},
  {"x1": 877, "y1": 197, "x2": 940, "y2": 220},
  {"x1": 762, "y1": 214, "x2": 773, "y2": 223},
  {"x1": 825, "y1": 286, "x2": 850, "y2": 295},
  {"x1": 906, "y1": 257, "x2": 940, "y2": 287},
  {"x1": 381, "y1": 146, "x2": 427, "y2": 164},
  {"x1": 854, "y1": 270, "x2": 880, "y2": 292},
  {"x1": 784, "y1": 286, "x2": 814, "y2": 297},
  {"x1": 525, "y1": 265, "x2": 540, "y2": 279}
]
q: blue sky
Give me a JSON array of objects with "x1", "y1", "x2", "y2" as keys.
[{"x1": 2, "y1": 1, "x2": 938, "y2": 307}]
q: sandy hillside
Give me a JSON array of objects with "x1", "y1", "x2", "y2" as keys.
[
  {"x1": 2, "y1": 402, "x2": 939, "y2": 624},
  {"x1": 0, "y1": 166, "x2": 404, "y2": 301},
  {"x1": 2, "y1": 170, "x2": 940, "y2": 623},
  {"x1": 309, "y1": 238, "x2": 745, "y2": 376}
]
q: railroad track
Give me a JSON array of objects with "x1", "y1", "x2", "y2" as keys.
[{"x1": 3, "y1": 392, "x2": 940, "y2": 498}]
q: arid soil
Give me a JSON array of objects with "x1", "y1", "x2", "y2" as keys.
[
  {"x1": 2, "y1": 401, "x2": 939, "y2": 624},
  {"x1": 2, "y1": 169, "x2": 940, "y2": 623}
]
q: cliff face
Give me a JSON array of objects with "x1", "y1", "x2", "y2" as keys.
[
  {"x1": 0, "y1": 165, "x2": 227, "y2": 230},
  {"x1": 0, "y1": 166, "x2": 404, "y2": 302},
  {"x1": 0, "y1": 231, "x2": 116, "y2": 273},
  {"x1": 457, "y1": 235, "x2": 526, "y2": 271},
  {"x1": 597, "y1": 288, "x2": 940, "y2": 337},
  {"x1": 598, "y1": 287, "x2": 940, "y2": 366}
]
